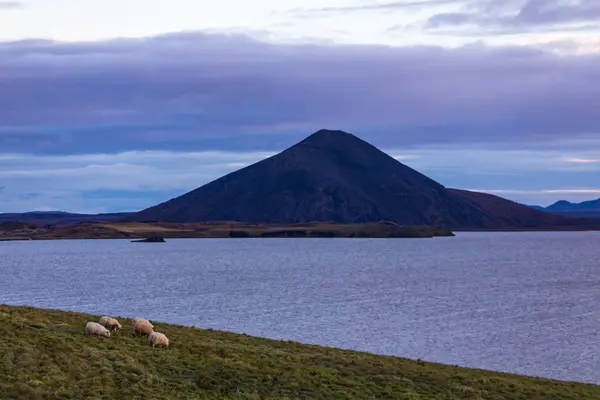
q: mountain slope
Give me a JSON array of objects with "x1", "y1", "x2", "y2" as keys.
[
  {"x1": 448, "y1": 189, "x2": 599, "y2": 229},
  {"x1": 129, "y1": 129, "x2": 600, "y2": 229}
]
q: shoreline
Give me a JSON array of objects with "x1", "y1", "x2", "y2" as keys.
[{"x1": 2, "y1": 220, "x2": 600, "y2": 242}]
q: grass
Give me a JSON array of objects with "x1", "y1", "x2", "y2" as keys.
[{"x1": 2, "y1": 305, "x2": 600, "y2": 399}]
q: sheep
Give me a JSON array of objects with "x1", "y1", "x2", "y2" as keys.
[
  {"x1": 99, "y1": 316, "x2": 122, "y2": 332},
  {"x1": 132, "y1": 317, "x2": 154, "y2": 329},
  {"x1": 85, "y1": 321, "x2": 111, "y2": 338},
  {"x1": 148, "y1": 332, "x2": 169, "y2": 348},
  {"x1": 132, "y1": 318, "x2": 154, "y2": 336}
]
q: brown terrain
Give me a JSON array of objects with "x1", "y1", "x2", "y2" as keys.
[{"x1": 0, "y1": 221, "x2": 455, "y2": 241}]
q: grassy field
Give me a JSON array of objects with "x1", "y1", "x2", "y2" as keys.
[{"x1": 2, "y1": 305, "x2": 600, "y2": 399}]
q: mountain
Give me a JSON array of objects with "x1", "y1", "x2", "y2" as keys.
[
  {"x1": 527, "y1": 198, "x2": 600, "y2": 219},
  {"x1": 546, "y1": 198, "x2": 600, "y2": 212},
  {"x1": 129, "y1": 129, "x2": 599, "y2": 230},
  {"x1": 130, "y1": 129, "x2": 484, "y2": 226},
  {"x1": 0, "y1": 212, "x2": 133, "y2": 226}
]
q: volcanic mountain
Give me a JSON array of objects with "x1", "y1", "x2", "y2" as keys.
[{"x1": 129, "y1": 129, "x2": 599, "y2": 230}]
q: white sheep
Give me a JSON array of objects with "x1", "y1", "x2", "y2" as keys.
[
  {"x1": 85, "y1": 321, "x2": 111, "y2": 337},
  {"x1": 148, "y1": 332, "x2": 169, "y2": 348},
  {"x1": 99, "y1": 316, "x2": 122, "y2": 332},
  {"x1": 132, "y1": 317, "x2": 154, "y2": 329},
  {"x1": 132, "y1": 318, "x2": 154, "y2": 336}
]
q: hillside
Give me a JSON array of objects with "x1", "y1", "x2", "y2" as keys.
[
  {"x1": 129, "y1": 129, "x2": 600, "y2": 230},
  {"x1": 3, "y1": 305, "x2": 600, "y2": 399},
  {"x1": 449, "y1": 189, "x2": 600, "y2": 230},
  {"x1": 548, "y1": 210, "x2": 600, "y2": 219}
]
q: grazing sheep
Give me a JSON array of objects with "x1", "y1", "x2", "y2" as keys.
[
  {"x1": 148, "y1": 332, "x2": 169, "y2": 348},
  {"x1": 132, "y1": 318, "x2": 154, "y2": 336},
  {"x1": 99, "y1": 316, "x2": 122, "y2": 332},
  {"x1": 132, "y1": 317, "x2": 154, "y2": 329},
  {"x1": 85, "y1": 321, "x2": 111, "y2": 338}
]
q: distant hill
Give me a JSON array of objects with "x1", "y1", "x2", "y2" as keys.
[
  {"x1": 0, "y1": 212, "x2": 133, "y2": 226},
  {"x1": 527, "y1": 198, "x2": 600, "y2": 219},
  {"x1": 129, "y1": 129, "x2": 600, "y2": 230},
  {"x1": 547, "y1": 198, "x2": 600, "y2": 211}
]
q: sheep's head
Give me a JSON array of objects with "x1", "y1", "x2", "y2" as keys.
[{"x1": 104, "y1": 331, "x2": 111, "y2": 338}]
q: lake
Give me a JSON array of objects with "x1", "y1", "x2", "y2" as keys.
[{"x1": 1, "y1": 232, "x2": 600, "y2": 384}]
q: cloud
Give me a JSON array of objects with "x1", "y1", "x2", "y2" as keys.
[
  {"x1": 1, "y1": 145, "x2": 600, "y2": 212},
  {"x1": 563, "y1": 157, "x2": 600, "y2": 164},
  {"x1": 290, "y1": 0, "x2": 460, "y2": 15},
  {"x1": 0, "y1": 31, "x2": 599, "y2": 156},
  {"x1": 0, "y1": 1, "x2": 23, "y2": 9},
  {"x1": 425, "y1": 0, "x2": 600, "y2": 35},
  {"x1": 0, "y1": 150, "x2": 273, "y2": 213},
  {"x1": 1, "y1": 30, "x2": 600, "y2": 211},
  {"x1": 473, "y1": 189, "x2": 600, "y2": 195}
]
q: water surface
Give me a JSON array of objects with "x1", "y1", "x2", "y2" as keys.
[{"x1": 1, "y1": 232, "x2": 600, "y2": 383}]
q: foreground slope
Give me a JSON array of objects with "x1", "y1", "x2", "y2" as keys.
[
  {"x1": 129, "y1": 129, "x2": 600, "y2": 230},
  {"x1": 2, "y1": 305, "x2": 600, "y2": 399}
]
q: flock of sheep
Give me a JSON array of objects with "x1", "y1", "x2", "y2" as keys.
[{"x1": 85, "y1": 315, "x2": 170, "y2": 348}]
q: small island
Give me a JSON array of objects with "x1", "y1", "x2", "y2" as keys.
[{"x1": 131, "y1": 235, "x2": 166, "y2": 243}]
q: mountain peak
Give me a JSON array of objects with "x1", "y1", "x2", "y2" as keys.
[{"x1": 300, "y1": 128, "x2": 352, "y2": 142}]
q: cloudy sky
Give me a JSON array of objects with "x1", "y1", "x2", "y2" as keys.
[{"x1": 1, "y1": 0, "x2": 599, "y2": 213}]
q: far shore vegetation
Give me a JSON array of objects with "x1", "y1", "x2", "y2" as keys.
[{"x1": 0, "y1": 221, "x2": 454, "y2": 241}]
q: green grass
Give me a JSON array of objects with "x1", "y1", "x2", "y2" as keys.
[{"x1": 2, "y1": 305, "x2": 600, "y2": 399}]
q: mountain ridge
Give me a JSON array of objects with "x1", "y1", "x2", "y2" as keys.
[{"x1": 527, "y1": 198, "x2": 600, "y2": 219}]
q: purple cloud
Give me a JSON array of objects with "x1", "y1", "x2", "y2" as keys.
[
  {"x1": 425, "y1": 0, "x2": 600, "y2": 34},
  {"x1": 0, "y1": 31, "x2": 599, "y2": 154}
]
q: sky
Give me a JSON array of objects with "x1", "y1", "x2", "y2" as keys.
[{"x1": 1, "y1": 0, "x2": 599, "y2": 213}]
